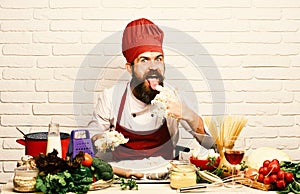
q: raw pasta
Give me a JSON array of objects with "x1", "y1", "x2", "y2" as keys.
[{"x1": 204, "y1": 115, "x2": 248, "y2": 167}]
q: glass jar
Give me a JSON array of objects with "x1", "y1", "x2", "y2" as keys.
[
  {"x1": 169, "y1": 161, "x2": 197, "y2": 189},
  {"x1": 13, "y1": 166, "x2": 39, "y2": 192}
]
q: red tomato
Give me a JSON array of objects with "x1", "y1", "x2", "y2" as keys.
[
  {"x1": 263, "y1": 176, "x2": 271, "y2": 185},
  {"x1": 258, "y1": 174, "x2": 265, "y2": 183},
  {"x1": 268, "y1": 162, "x2": 280, "y2": 174},
  {"x1": 81, "y1": 153, "x2": 93, "y2": 167},
  {"x1": 284, "y1": 172, "x2": 294, "y2": 183},
  {"x1": 277, "y1": 170, "x2": 285, "y2": 180},
  {"x1": 269, "y1": 174, "x2": 278, "y2": 183},
  {"x1": 263, "y1": 160, "x2": 271, "y2": 168},
  {"x1": 276, "y1": 180, "x2": 286, "y2": 190},
  {"x1": 261, "y1": 167, "x2": 269, "y2": 176},
  {"x1": 271, "y1": 159, "x2": 280, "y2": 164}
]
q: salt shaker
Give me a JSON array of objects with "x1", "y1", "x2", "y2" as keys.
[{"x1": 46, "y1": 123, "x2": 62, "y2": 157}]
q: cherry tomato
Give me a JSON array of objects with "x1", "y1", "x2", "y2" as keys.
[
  {"x1": 269, "y1": 174, "x2": 278, "y2": 183},
  {"x1": 81, "y1": 153, "x2": 93, "y2": 167},
  {"x1": 263, "y1": 176, "x2": 271, "y2": 185},
  {"x1": 276, "y1": 179, "x2": 286, "y2": 190},
  {"x1": 268, "y1": 162, "x2": 280, "y2": 174},
  {"x1": 284, "y1": 172, "x2": 294, "y2": 183},
  {"x1": 271, "y1": 159, "x2": 279, "y2": 164},
  {"x1": 263, "y1": 160, "x2": 271, "y2": 168},
  {"x1": 93, "y1": 175, "x2": 97, "y2": 183},
  {"x1": 261, "y1": 167, "x2": 269, "y2": 176},
  {"x1": 277, "y1": 170, "x2": 285, "y2": 180},
  {"x1": 258, "y1": 173, "x2": 265, "y2": 183}
]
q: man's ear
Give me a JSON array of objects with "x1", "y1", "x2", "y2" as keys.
[{"x1": 125, "y1": 62, "x2": 132, "y2": 75}]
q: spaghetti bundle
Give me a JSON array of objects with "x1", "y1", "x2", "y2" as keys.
[{"x1": 204, "y1": 115, "x2": 248, "y2": 168}]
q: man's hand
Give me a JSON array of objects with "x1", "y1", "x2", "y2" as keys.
[
  {"x1": 167, "y1": 96, "x2": 205, "y2": 134},
  {"x1": 92, "y1": 133, "x2": 104, "y2": 142},
  {"x1": 166, "y1": 95, "x2": 182, "y2": 121}
]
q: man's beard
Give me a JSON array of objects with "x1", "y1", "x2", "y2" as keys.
[{"x1": 130, "y1": 70, "x2": 164, "y2": 104}]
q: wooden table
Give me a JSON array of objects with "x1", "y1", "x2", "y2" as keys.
[{"x1": 2, "y1": 181, "x2": 276, "y2": 194}]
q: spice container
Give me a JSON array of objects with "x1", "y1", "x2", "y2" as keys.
[
  {"x1": 169, "y1": 161, "x2": 197, "y2": 189},
  {"x1": 13, "y1": 166, "x2": 38, "y2": 192}
]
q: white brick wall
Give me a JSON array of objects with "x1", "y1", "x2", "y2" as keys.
[{"x1": 1, "y1": 0, "x2": 300, "y2": 184}]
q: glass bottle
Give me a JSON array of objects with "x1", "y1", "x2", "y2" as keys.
[{"x1": 46, "y1": 123, "x2": 62, "y2": 157}]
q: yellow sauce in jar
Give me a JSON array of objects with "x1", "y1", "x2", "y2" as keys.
[{"x1": 169, "y1": 161, "x2": 197, "y2": 189}]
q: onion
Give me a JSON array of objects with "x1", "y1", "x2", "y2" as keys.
[{"x1": 245, "y1": 168, "x2": 259, "y2": 180}]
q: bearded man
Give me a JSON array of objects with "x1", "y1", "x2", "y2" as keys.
[{"x1": 90, "y1": 18, "x2": 210, "y2": 161}]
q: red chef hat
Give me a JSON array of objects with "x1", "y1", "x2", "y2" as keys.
[{"x1": 122, "y1": 18, "x2": 164, "y2": 63}]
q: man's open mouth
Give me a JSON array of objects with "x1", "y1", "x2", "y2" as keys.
[{"x1": 146, "y1": 75, "x2": 160, "y2": 90}]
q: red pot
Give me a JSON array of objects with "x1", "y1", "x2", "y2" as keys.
[{"x1": 16, "y1": 132, "x2": 70, "y2": 158}]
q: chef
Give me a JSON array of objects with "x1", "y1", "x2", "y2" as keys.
[{"x1": 90, "y1": 18, "x2": 210, "y2": 161}]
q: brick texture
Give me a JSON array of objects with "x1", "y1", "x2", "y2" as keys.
[{"x1": 1, "y1": 0, "x2": 300, "y2": 184}]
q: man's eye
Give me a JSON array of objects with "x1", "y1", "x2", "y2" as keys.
[{"x1": 140, "y1": 59, "x2": 147, "y2": 63}]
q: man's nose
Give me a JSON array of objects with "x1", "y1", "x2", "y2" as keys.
[{"x1": 148, "y1": 60, "x2": 159, "y2": 70}]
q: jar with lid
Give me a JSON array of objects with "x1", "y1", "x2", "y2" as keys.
[
  {"x1": 169, "y1": 160, "x2": 197, "y2": 189},
  {"x1": 13, "y1": 166, "x2": 39, "y2": 192}
]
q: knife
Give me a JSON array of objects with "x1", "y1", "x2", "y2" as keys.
[
  {"x1": 178, "y1": 184, "x2": 207, "y2": 193},
  {"x1": 177, "y1": 185, "x2": 207, "y2": 193}
]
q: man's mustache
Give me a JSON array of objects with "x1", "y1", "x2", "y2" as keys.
[{"x1": 144, "y1": 70, "x2": 164, "y2": 81}]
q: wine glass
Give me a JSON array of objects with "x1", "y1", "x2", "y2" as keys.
[{"x1": 223, "y1": 136, "x2": 245, "y2": 188}]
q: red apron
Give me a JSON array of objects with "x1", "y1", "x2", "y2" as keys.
[{"x1": 113, "y1": 87, "x2": 174, "y2": 161}]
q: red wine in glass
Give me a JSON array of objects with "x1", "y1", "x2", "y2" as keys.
[{"x1": 224, "y1": 150, "x2": 245, "y2": 165}]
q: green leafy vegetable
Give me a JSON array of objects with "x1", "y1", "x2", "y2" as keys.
[
  {"x1": 35, "y1": 165, "x2": 93, "y2": 194},
  {"x1": 36, "y1": 171, "x2": 71, "y2": 194},
  {"x1": 34, "y1": 151, "x2": 94, "y2": 194},
  {"x1": 91, "y1": 158, "x2": 114, "y2": 181},
  {"x1": 34, "y1": 150, "x2": 114, "y2": 194}
]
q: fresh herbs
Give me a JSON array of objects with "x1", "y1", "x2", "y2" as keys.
[
  {"x1": 34, "y1": 150, "x2": 89, "y2": 193},
  {"x1": 35, "y1": 170, "x2": 71, "y2": 194},
  {"x1": 196, "y1": 156, "x2": 224, "y2": 183},
  {"x1": 34, "y1": 150, "x2": 114, "y2": 194},
  {"x1": 119, "y1": 178, "x2": 138, "y2": 190},
  {"x1": 206, "y1": 156, "x2": 217, "y2": 167},
  {"x1": 35, "y1": 166, "x2": 93, "y2": 194},
  {"x1": 240, "y1": 160, "x2": 248, "y2": 171}
]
